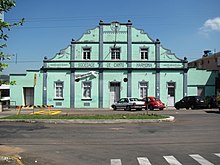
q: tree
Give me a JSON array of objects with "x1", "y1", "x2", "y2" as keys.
[
  {"x1": 0, "y1": 0, "x2": 24, "y2": 111},
  {"x1": 0, "y1": 0, "x2": 24, "y2": 84}
]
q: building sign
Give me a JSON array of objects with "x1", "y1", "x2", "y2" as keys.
[
  {"x1": 46, "y1": 61, "x2": 183, "y2": 69},
  {"x1": 78, "y1": 62, "x2": 96, "y2": 68},
  {"x1": 161, "y1": 63, "x2": 183, "y2": 68},
  {"x1": 136, "y1": 63, "x2": 153, "y2": 68},
  {"x1": 106, "y1": 62, "x2": 126, "y2": 68},
  {"x1": 47, "y1": 63, "x2": 70, "y2": 68}
]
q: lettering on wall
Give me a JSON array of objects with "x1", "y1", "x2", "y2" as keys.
[
  {"x1": 47, "y1": 62, "x2": 183, "y2": 69},
  {"x1": 162, "y1": 64, "x2": 183, "y2": 68},
  {"x1": 136, "y1": 63, "x2": 153, "y2": 68},
  {"x1": 48, "y1": 63, "x2": 69, "y2": 68},
  {"x1": 78, "y1": 63, "x2": 95, "y2": 68},
  {"x1": 106, "y1": 62, "x2": 125, "y2": 68}
]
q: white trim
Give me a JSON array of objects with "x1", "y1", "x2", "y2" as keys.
[
  {"x1": 54, "y1": 81, "x2": 64, "y2": 99},
  {"x1": 82, "y1": 81, "x2": 92, "y2": 99}
]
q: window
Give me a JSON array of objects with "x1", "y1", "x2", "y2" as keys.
[
  {"x1": 111, "y1": 48, "x2": 120, "y2": 60},
  {"x1": 139, "y1": 82, "x2": 148, "y2": 98},
  {"x1": 82, "y1": 81, "x2": 91, "y2": 99},
  {"x1": 55, "y1": 81, "x2": 63, "y2": 99},
  {"x1": 83, "y1": 47, "x2": 91, "y2": 60},
  {"x1": 140, "y1": 48, "x2": 148, "y2": 60}
]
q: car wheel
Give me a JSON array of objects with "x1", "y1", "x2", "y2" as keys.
[
  {"x1": 149, "y1": 105, "x2": 154, "y2": 110},
  {"x1": 136, "y1": 108, "x2": 142, "y2": 111},
  {"x1": 126, "y1": 105, "x2": 131, "y2": 111},
  {"x1": 159, "y1": 108, "x2": 164, "y2": 110},
  {"x1": 207, "y1": 103, "x2": 211, "y2": 109},
  {"x1": 175, "y1": 105, "x2": 180, "y2": 110},
  {"x1": 191, "y1": 105, "x2": 196, "y2": 109},
  {"x1": 186, "y1": 107, "x2": 189, "y2": 110},
  {"x1": 112, "y1": 105, "x2": 117, "y2": 111}
]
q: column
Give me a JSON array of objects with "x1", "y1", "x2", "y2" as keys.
[
  {"x1": 43, "y1": 62, "x2": 47, "y2": 105},
  {"x1": 183, "y1": 59, "x2": 188, "y2": 97},
  {"x1": 155, "y1": 39, "x2": 160, "y2": 99},
  {"x1": 99, "y1": 21, "x2": 104, "y2": 108},
  {"x1": 127, "y1": 21, "x2": 132, "y2": 97},
  {"x1": 70, "y1": 41, "x2": 75, "y2": 108}
]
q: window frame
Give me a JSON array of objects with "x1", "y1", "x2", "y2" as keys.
[
  {"x1": 54, "y1": 81, "x2": 64, "y2": 99},
  {"x1": 111, "y1": 47, "x2": 121, "y2": 60},
  {"x1": 82, "y1": 47, "x2": 91, "y2": 60},
  {"x1": 140, "y1": 47, "x2": 149, "y2": 60},
  {"x1": 82, "y1": 81, "x2": 92, "y2": 99},
  {"x1": 139, "y1": 81, "x2": 148, "y2": 98}
]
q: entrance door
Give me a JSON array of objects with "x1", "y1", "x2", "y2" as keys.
[
  {"x1": 24, "y1": 87, "x2": 34, "y2": 106},
  {"x1": 167, "y1": 82, "x2": 175, "y2": 106},
  {"x1": 197, "y1": 86, "x2": 205, "y2": 97},
  {"x1": 109, "y1": 82, "x2": 120, "y2": 107}
]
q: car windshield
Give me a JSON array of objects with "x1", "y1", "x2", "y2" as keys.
[
  {"x1": 129, "y1": 98, "x2": 138, "y2": 101},
  {"x1": 195, "y1": 96, "x2": 204, "y2": 101},
  {"x1": 154, "y1": 97, "x2": 160, "y2": 101}
]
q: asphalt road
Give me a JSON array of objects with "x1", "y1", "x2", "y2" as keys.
[{"x1": 0, "y1": 109, "x2": 220, "y2": 165}]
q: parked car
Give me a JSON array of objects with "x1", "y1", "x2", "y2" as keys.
[
  {"x1": 174, "y1": 96, "x2": 208, "y2": 110},
  {"x1": 217, "y1": 96, "x2": 220, "y2": 111},
  {"x1": 142, "y1": 96, "x2": 165, "y2": 110},
  {"x1": 111, "y1": 97, "x2": 145, "y2": 111},
  {"x1": 205, "y1": 96, "x2": 218, "y2": 108}
]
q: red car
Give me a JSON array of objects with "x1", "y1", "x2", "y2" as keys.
[{"x1": 144, "y1": 96, "x2": 165, "y2": 110}]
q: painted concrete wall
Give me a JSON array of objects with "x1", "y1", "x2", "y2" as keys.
[
  {"x1": 160, "y1": 71, "x2": 184, "y2": 104},
  {"x1": 46, "y1": 70, "x2": 70, "y2": 108},
  {"x1": 187, "y1": 68, "x2": 218, "y2": 96},
  {"x1": 10, "y1": 70, "x2": 43, "y2": 106}
]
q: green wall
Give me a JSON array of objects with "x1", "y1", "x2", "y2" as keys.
[
  {"x1": 46, "y1": 70, "x2": 70, "y2": 108},
  {"x1": 10, "y1": 71, "x2": 43, "y2": 106}
]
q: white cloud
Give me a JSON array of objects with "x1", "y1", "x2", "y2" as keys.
[{"x1": 200, "y1": 17, "x2": 220, "y2": 33}]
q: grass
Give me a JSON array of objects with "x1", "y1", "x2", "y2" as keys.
[{"x1": 2, "y1": 114, "x2": 167, "y2": 120}]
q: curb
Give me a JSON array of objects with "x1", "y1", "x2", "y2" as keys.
[{"x1": 0, "y1": 116, "x2": 175, "y2": 124}]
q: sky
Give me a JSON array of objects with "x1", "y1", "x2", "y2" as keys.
[{"x1": 2, "y1": 0, "x2": 220, "y2": 74}]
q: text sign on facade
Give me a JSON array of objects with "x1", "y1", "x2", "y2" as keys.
[
  {"x1": 47, "y1": 63, "x2": 70, "y2": 68},
  {"x1": 106, "y1": 62, "x2": 126, "y2": 68}
]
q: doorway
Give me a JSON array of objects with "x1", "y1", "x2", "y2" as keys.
[
  {"x1": 109, "y1": 82, "x2": 120, "y2": 107},
  {"x1": 23, "y1": 87, "x2": 34, "y2": 106},
  {"x1": 167, "y1": 82, "x2": 175, "y2": 106}
]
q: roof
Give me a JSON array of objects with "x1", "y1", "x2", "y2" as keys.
[{"x1": 189, "y1": 52, "x2": 220, "y2": 63}]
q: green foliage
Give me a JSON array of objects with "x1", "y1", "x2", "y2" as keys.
[{"x1": 0, "y1": 0, "x2": 24, "y2": 84}]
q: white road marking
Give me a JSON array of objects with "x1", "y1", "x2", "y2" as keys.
[
  {"x1": 111, "y1": 159, "x2": 122, "y2": 165},
  {"x1": 163, "y1": 156, "x2": 182, "y2": 165},
  {"x1": 214, "y1": 153, "x2": 220, "y2": 157},
  {"x1": 189, "y1": 154, "x2": 214, "y2": 165},
  {"x1": 137, "y1": 157, "x2": 152, "y2": 165}
]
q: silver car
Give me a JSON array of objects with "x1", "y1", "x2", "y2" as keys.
[{"x1": 111, "y1": 97, "x2": 145, "y2": 111}]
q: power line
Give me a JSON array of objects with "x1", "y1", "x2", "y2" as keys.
[{"x1": 6, "y1": 12, "x2": 220, "y2": 22}]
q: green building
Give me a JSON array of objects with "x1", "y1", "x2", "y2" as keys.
[{"x1": 10, "y1": 21, "x2": 218, "y2": 108}]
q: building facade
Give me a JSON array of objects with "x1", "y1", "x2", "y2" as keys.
[
  {"x1": 10, "y1": 21, "x2": 218, "y2": 108},
  {"x1": 188, "y1": 51, "x2": 220, "y2": 96}
]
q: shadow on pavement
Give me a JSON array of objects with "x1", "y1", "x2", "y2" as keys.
[{"x1": 205, "y1": 110, "x2": 220, "y2": 114}]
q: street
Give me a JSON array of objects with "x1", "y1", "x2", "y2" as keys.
[{"x1": 0, "y1": 109, "x2": 220, "y2": 165}]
